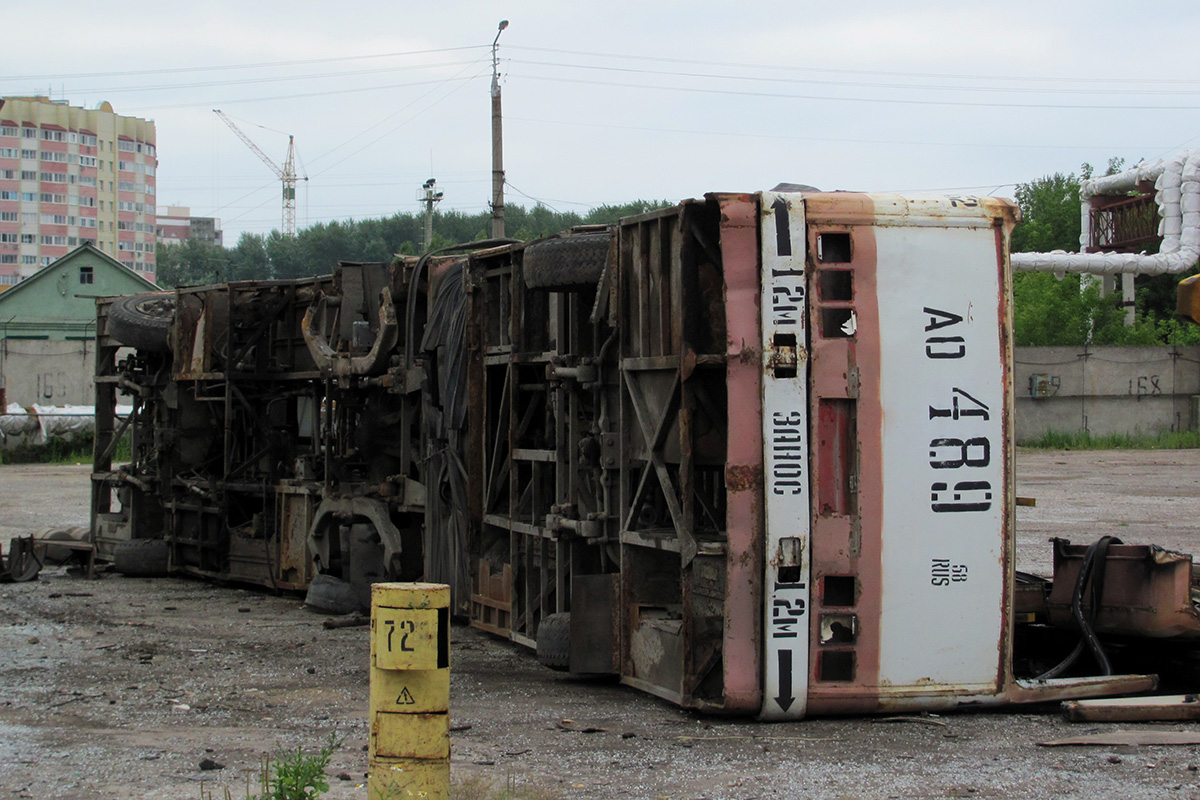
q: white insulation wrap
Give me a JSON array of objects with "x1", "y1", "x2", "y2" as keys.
[
  {"x1": 1011, "y1": 149, "x2": 1200, "y2": 276},
  {"x1": 0, "y1": 403, "x2": 133, "y2": 445},
  {"x1": 0, "y1": 403, "x2": 40, "y2": 439}
]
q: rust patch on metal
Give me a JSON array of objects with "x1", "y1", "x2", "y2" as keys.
[
  {"x1": 725, "y1": 464, "x2": 763, "y2": 492},
  {"x1": 738, "y1": 346, "x2": 760, "y2": 364},
  {"x1": 1047, "y1": 539, "x2": 1200, "y2": 639}
]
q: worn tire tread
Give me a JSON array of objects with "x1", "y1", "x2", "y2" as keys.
[
  {"x1": 523, "y1": 233, "x2": 610, "y2": 291},
  {"x1": 108, "y1": 293, "x2": 175, "y2": 352},
  {"x1": 113, "y1": 539, "x2": 170, "y2": 577},
  {"x1": 304, "y1": 573, "x2": 361, "y2": 615},
  {"x1": 536, "y1": 611, "x2": 571, "y2": 671}
]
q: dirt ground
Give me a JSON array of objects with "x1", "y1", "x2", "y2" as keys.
[{"x1": 4, "y1": 451, "x2": 1200, "y2": 800}]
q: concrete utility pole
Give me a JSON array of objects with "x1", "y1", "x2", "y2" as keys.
[
  {"x1": 490, "y1": 20, "x2": 509, "y2": 240},
  {"x1": 421, "y1": 178, "x2": 443, "y2": 253}
]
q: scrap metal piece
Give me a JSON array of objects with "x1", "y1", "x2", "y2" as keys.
[
  {"x1": 302, "y1": 286, "x2": 399, "y2": 379},
  {"x1": 1062, "y1": 694, "x2": 1200, "y2": 723},
  {"x1": 1039, "y1": 730, "x2": 1200, "y2": 747},
  {"x1": 1047, "y1": 538, "x2": 1200, "y2": 639},
  {"x1": 0, "y1": 536, "x2": 43, "y2": 583},
  {"x1": 1000, "y1": 674, "x2": 1159, "y2": 708},
  {"x1": 308, "y1": 497, "x2": 405, "y2": 578}
]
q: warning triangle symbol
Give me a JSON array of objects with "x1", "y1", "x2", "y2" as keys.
[{"x1": 396, "y1": 687, "x2": 416, "y2": 705}]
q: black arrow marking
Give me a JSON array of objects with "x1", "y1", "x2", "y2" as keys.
[
  {"x1": 772, "y1": 198, "x2": 792, "y2": 257},
  {"x1": 775, "y1": 649, "x2": 795, "y2": 712}
]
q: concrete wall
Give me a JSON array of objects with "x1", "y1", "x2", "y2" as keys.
[
  {"x1": 1014, "y1": 346, "x2": 1200, "y2": 441},
  {"x1": 0, "y1": 338, "x2": 95, "y2": 406},
  {"x1": 2, "y1": 340, "x2": 1196, "y2": 443}
]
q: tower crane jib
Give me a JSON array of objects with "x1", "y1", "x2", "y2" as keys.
[{"x1": 213, "y1": 109, "x2": 302, "y2": 237}]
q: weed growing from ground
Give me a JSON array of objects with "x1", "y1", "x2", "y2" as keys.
[{"x1": 198, "y1": 734, "x2": 341, "y2": 800}]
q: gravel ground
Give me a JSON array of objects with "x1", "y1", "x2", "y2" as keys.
[{"x1": 3, "y1": 452, "x2": 1200, "y2": 799}]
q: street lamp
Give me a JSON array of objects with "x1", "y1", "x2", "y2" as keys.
[
  {"x1": 490, "y1": 20, "x2": 508, "y2": 239},
  {"x1": 492, "y1": 20, "x2": 509, "y2": 98}
]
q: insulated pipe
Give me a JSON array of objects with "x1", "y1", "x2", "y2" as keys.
[{"x1": 1011, "y1": 149, "x2": 1200, "y2": 276}]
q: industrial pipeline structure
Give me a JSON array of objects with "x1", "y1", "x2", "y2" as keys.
[{"x1": 91, "y1": 190, "x2": 1176, "y2": 719}]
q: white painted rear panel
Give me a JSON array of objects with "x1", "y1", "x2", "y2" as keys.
[{"x1": 873, "y1": 223, "x2": 1007, "y2": 690}]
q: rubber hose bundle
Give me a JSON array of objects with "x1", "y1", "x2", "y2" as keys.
[{"x1": 1036, "y1": 535, "x2": 1121, "y2": 680}]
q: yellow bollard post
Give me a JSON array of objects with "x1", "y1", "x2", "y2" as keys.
[{"x1": 368, "y1": 582, "x2": 451, "y2": 800}]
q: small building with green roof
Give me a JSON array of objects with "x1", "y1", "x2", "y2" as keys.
[{"x1": 0, "y1": 244, "x2": 159, "y2": 406}]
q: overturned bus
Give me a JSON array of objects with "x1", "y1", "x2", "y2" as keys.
[{"x1": 92, "y1": 190, "x2": 1155, "y2": 719}]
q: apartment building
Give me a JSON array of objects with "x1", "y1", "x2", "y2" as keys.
[
  {"x1": 0, "y1": 96, "x2": 157, "y2": 284},
  {"x1": 156, "y1": 205, "x2": 223, "y2": 247}
]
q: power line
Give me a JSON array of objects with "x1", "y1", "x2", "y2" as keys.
[
  {"x1": 506, "y1": 115, "x2": 1172, "y2": 152},
  {"x1": 208, "y1": 178, "x2": 279, "y2": 221},
  {"x1": 510, "y1": 57, "x2": 1200, "y2": 98},
  {"x1": 509, "y1": 44, "x2": 1200, "y2": 87},
  {"x1": 0, "y1": 45, "x2": 489, "y2": 81},
  {"x1": 511, "y1": 72, "x2": 1200, "y2": 111},
  {"x1": 165, "y1": 178, "x2": 488, "y2": 189},
  {"x1": 308, "y1": 61, "x2": 490, "y2": 173},
  {"x1": 123, "y1": 75, "x2": 481, "y2": 113},
  {"x1": 10, "y1": 40, "x2": 1186, "y2": 93},
  {"x1": 41, "y1": 60, "x2": 484, "y2": 97},
  {"x1": 503, "y1": 182, "x2": 566, "y2": 213}
]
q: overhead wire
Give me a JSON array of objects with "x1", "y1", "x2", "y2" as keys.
[
  {"x1": 124, "y1": 75, "x2": 480, "y2": 112},
  {"x1": 97, "y1": 41, "x2": 1195, "y2": 235},
  {"x1": 38, "y1": 60, "x2": 484, "y2": 97},
  {"x1": 307, "y1": 59, "x2": 491, "y2": 175},
  {"x1": 509, "y1": 57, "x2": 1200, "y2": 97},
  {"x1": 506, "y1": 115, "x2": 1169, "y2": 153},
  {"x1": 503, "y1": 182, "x2": 566, "y2": 214},
  {"x1": 210, "y1": 178, "x2": 282, "y2": 223},
  {"x1": 0, "y1": 45, "x2": 489, "y2": 81},
  {"x1": 510, "y1": 73, "x2": 1200, "y2": 111},
  {"x1": 509, "y1": 44, "x2": 1200, "y2": 87}
]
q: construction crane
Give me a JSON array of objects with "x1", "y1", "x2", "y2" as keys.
[{"x1": 213, "y1": 109, "x2": 304, "y2": 237}]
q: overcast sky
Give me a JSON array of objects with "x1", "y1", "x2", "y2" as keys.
[{"x1": 5, "y1": 1, "x2": 1200, "y2": 244}]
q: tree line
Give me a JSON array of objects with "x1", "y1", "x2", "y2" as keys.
[
  {"x1": 158, "y1": 184, "x2": 1200, "y2": 348},
  {"x1": 154, "y1": 201, "x2": 670, "y2": 288}
]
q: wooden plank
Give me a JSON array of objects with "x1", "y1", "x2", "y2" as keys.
[{"x1": 1062, "y1": 694, "x2": 1200, "y2": 723}]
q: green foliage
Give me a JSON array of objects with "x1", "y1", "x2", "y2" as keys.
[
  {"x1": 229, "y1": 232, "x2": 269, "y2": 281},
  {"x1": 1011, "y1": 272, "x2": 1131, "y2": 346},
  {"x1": 253, "y1": 734, "x2": 339, "y2": 800},
  {"x1": 1010, "y1": 161, "x2": 1200, "y2": 347},
  {"x1": 1011, "y1": 172, "x2": 1083, "y2": 254},
  {"x1": 583, "y1": 200, "x2": 673, "y2": 224},
  {"x1": 1012, "y1": 270, "x2": 1200, "y2": 347},
  {"x1": 156, "y1": 238, "x2": 231, "y2": 287},
  {"x1": 1020, "y1": 429, "x2": 1200, "y2": 450},
  {"x1": 1009, "y1": 159, "x2": 1127, "y2": 255},
  {"x1": 0, "y1": 432, "x2": 130, "y2": 465},
  {"x1": 159, "y1": 201, "x2": 674, "y2": 289}
]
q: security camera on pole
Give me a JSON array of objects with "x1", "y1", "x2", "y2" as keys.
[{"x1": 421, "y1": 178, "x2": 443, "y2": 253}]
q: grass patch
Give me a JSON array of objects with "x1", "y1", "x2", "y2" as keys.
[
  {"x1": 0, "y1": 432, "x2": 131, "y2": 465},
  {"x1": 1020, "y1": 429, "x2": 1200, "y2": 450}
]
